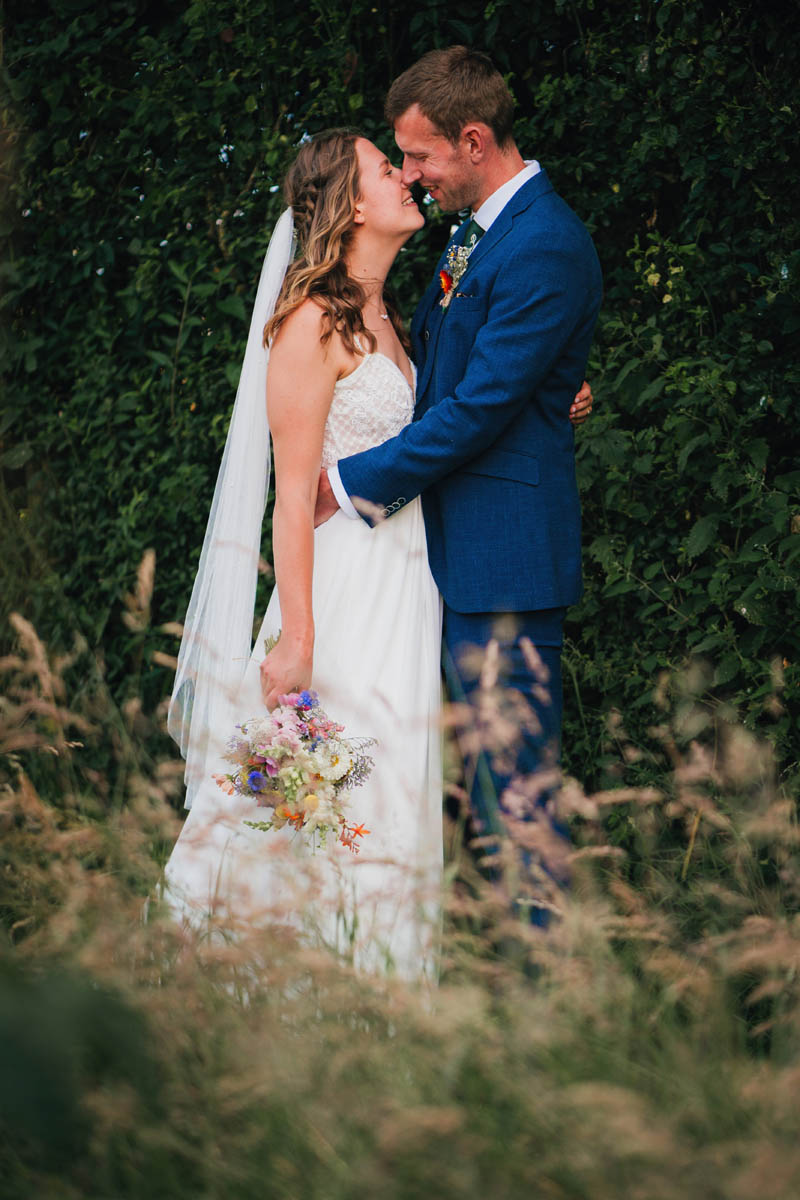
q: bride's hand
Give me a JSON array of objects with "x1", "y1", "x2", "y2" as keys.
[{"x1": 259, "y1": 636, "x2": 313, "y2": 709}]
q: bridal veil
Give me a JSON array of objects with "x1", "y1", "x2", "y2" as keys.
[{"x1": 167, "y1": 208, "x2": 294, "y2": 807}]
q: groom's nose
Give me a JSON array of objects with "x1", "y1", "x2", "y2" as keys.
[{"x1": 401, "y1": 157, "x2": 422, "y2": 187}]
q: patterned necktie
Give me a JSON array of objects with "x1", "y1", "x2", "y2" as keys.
[{"x1": 462, "y1": 217, "x2": 484, "y2": 252}]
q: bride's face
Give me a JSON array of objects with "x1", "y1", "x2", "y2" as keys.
[{"x1": 353, "y1": 137, "x2": 425, "y2": 240}]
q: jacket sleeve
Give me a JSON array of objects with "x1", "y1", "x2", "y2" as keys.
[{"x1": 337, "y1": 232, "x2": 594, "y2": 518}]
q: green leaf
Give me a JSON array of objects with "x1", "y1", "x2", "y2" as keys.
[
  {"x1": 686, "y1": 515, "x2": 720, "y2": 561},
  {"x1": 167, "y1": 259, "x2": 189, "y2": 284},
  {"x1": 0, "y1": 443, "x2": 34, "y2": 469},
  {"x1": 216, "y1": 295, "x2": 247, "y2": 322},
  {"x1": 714, "y1": 653, "x2": 741, "y2": 687},
  {"x1": 0, "y1": 408, "x2": 19, "y2": 437},
  {"x1": 638, "y1": 376, "x2": 667, "y2": 403},
  {"x1": 677, "y1": 433, "x2": 708, "y2": 472}
]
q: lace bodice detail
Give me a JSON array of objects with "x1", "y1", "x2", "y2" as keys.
[{"x1": 321, "y1": 352, "x2": 415, "y2": 468}]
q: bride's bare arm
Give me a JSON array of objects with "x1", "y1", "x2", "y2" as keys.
[{"x1": 259, "y1": 302, "x2": 345, "y2": 708}]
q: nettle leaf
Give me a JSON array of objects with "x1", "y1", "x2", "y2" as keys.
[
  {"x1": 714, "y1": 653, "x2": 741, "y2": 687},
  {"x1": 686, "y1": 515, "x2": 720, "y2": 561},
  {"x1": 677, "y1": 432, "x2": 709, "y2": 473},
  {"x1": 216, "y1": 294, "x2": 247, "y2": 322},
  {"x1": 748, "y1": 438, "x2": 769, "y2": 470},
  {"x1": 639, "y1": 376, "x2": 667, "y2": 403},
  {"x1": 710, "y1": 463, "x2": 733, "y2": 501}
]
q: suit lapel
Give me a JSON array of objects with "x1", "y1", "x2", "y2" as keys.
[
  {"x1": 464, "y1": 169, "x2": 554, "y2": 275},
  {"x1": 413, "y1": 172, "x2": 555, "y2": 408},
  {"x1": 414, "y1": 220, "x2": 473, "y2": 404}
]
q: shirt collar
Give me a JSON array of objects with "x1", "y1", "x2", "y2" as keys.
[{"x1": 473, "y1": 160, "x2": 541, "y2": 232}]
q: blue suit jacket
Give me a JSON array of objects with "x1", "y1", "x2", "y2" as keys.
[{"x1": 337, "y1": 169, "x2": 603, "y2": 614}]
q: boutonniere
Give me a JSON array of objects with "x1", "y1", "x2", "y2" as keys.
[{"x1": 439, "y1": 239, "x2": 477, "y2": 309}]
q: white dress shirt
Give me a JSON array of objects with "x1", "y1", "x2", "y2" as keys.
[{"x1": 328, "y1": 160, "x2": 542, "y2": 519}]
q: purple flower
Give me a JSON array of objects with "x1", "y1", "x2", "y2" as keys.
[
  {"x1": 248, "y1": 770, "x2": 267, "y2": 792},
  {"x1": 279, "y1": 689, "x2": 319, "y2": 712}
]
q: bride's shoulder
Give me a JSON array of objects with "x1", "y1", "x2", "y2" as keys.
[
  {"x1": 272, "y1": 297, "x2": 326, "y2": 346},
  {"x1": 270, "y1": 299, "x2": 349, "y2": 372}
]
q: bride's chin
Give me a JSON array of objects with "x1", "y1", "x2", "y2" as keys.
[{"x1": 402, "y1": 209, "x2": 425, "y2": 234}]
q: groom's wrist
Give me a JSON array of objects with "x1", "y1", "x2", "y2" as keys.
[{"x1": 328, "y1": 463, "x2": 360, "y2": 521}]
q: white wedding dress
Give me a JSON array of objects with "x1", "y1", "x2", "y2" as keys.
[{"x1": 163, "y1": 350, "x2": 443, "y2": 980}]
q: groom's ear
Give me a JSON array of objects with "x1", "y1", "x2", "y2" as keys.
[{"x1": 461, "y1": 123, "x2": 489, "y2": 162}]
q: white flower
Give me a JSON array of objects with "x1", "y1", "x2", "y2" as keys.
[
  {"x1": 242, "y1": 715, "x2": 278, "y2": 743},
  {"x1": 315, "y1": 741, "x2": 353, "y2": 781}
]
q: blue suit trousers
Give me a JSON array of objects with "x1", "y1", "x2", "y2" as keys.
[{"x1": 442, "y1": 605, "x2": 568, "y2": 926}]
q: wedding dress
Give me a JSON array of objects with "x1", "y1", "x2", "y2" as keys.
[{"x1": 163, "y1": 350, "x2": 443, "y2": 980}]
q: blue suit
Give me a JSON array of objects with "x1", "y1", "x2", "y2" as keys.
[
  {"x1": 338, "y1": 169, "x2": 602, "y2": 614},
  {"x1": 338, "y1": 169, "x2": 602, "y2": 911}
]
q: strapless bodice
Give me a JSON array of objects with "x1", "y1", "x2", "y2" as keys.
[{"x1": 321, "y1": 352, "x2": 415, "y2": 469}]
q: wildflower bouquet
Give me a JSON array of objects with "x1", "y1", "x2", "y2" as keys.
[{"x1": 213, "y1": 689, "x2": 374, "y2": 852}]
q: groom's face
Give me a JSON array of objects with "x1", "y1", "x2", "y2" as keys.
[{"x1": 394, "y1": 105, "x2": 478, "y2": 213}]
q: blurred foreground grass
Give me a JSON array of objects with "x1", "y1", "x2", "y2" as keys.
[{"x1": 1, "y1": 609, "x2": 800, "y2": 1200}]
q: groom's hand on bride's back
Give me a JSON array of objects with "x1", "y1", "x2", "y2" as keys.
[
  {"x1": 314, "y1": 468, "x2": 340, "y2": 527},
  {"x1": 570, "y1": 379, "x2": 594, "y2": 426}
]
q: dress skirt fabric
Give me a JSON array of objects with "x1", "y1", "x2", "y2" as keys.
[{"x1": 164, "y1": 496, "x2": 442, "y2": 980}]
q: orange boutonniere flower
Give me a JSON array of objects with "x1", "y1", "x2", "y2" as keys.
[{"x1": 439, "y1": 238, "x2": 477, "y2": 309}]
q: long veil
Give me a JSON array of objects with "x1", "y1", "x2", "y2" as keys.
[{"x1": 168, "y1": 208, "x2": 295, "y2": 807}]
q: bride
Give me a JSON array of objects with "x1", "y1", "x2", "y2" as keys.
[{"x1": 163, "y1": 129, "x2": 443, "y2": 979}]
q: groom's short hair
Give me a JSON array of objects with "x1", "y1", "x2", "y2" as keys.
[{"x1": 385, "y1": 46, "x2": 514, "y2": 148}]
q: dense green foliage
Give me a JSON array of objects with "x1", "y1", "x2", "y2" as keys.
[{"x1": 2, "y1": 0, "x2": 799, "y2": 792}]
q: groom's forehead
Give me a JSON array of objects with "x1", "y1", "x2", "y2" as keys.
[{"x1": 393, "y1": 106, "x2": 446, "y2": 153}]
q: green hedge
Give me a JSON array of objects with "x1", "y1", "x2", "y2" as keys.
[{"x1": 2, "y1": 0, "x2": 799, "y2": 789}]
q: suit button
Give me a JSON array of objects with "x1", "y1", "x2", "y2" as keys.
[{"x1": 424, "y1": 329, "x2": 430, "y2": 342}]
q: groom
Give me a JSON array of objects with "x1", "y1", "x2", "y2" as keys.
[{"x1": 316, "y1": 46, "x2": 602, "y2": 880}]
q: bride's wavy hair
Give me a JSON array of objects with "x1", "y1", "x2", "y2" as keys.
[{"x1": 263, "y1": 128, "x2": 409, "y2": 354}]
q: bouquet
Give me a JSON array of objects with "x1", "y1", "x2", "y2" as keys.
[{"x1": 213, "y1": 689, "x2": 375, "y2": 852}]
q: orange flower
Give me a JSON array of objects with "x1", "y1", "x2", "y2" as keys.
[
  {"x1": 340, "y1": 821, "x2": 370, "y2": 853},
  {"x1": 439, "y1": 268, "x2": 453, "y2": 294}
]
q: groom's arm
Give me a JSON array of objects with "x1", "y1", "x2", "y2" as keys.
[
  {"x1": 320, "y1": 375, "x2": 596, "y2": 523},
  {"x1": 334, "y1": 235, "x2": 600, "y2": 520}
]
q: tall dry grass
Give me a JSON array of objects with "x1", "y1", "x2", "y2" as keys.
[{"x1": 1, "y1": 599, "x2": 800, "y2": 1199}]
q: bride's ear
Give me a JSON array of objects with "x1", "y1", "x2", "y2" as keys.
[{"x1": 353, "y1": 202, "x2": 366, "y2": 226}]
